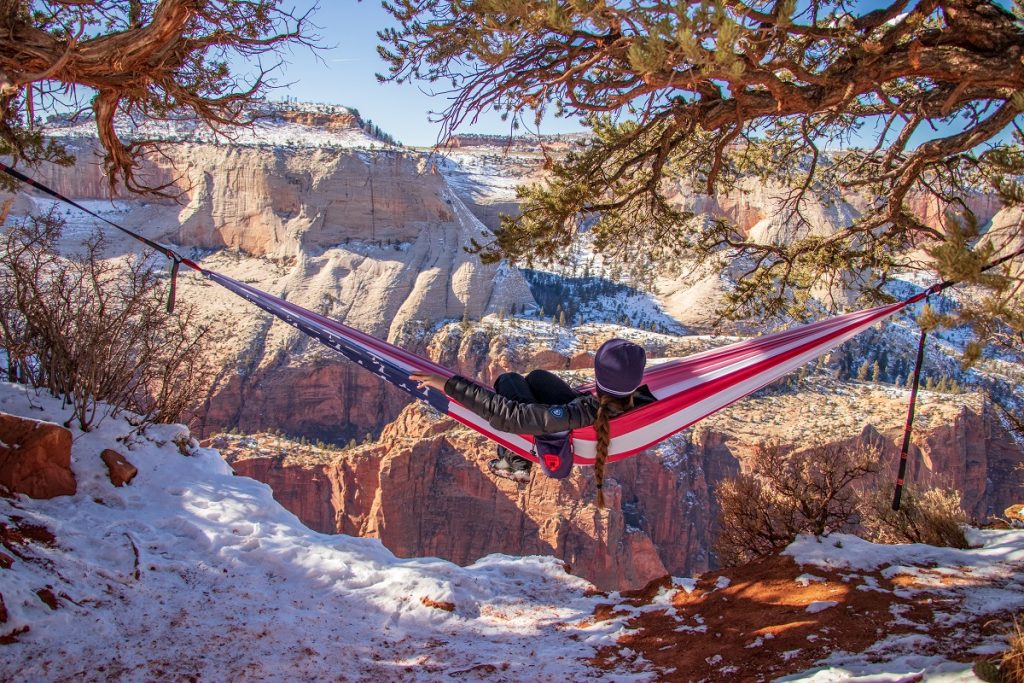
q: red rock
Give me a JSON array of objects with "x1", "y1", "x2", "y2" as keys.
[
  {"x1": 420, "y1": 596, "x2": 455, "y2": 612},
  {"x1": 101, "y1": 449, "x2": 138, "y2": 487},
  {"x1": 569, "y1": 352, "x2": 594, "y2": 370},
  {"x1": 0, "y1": 413, "x2": 75, "y2": 499},
  {"x1": 35, "y1": 588, "x2": 57, "y2": 610},
  {"x1": 1006, "y1": 504, "x2": 1024, "y2": 527},
  {"x1": 230, "y1": 391, "x2": 1024, "y2": 593}
]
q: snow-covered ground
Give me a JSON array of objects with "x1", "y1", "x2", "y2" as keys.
[
  {"x1": 0, "y1": 383, "x2": 635, "y2": 682},
  {"x1": 1, "y1": 382, "x2": 1021, "y2": 682}
]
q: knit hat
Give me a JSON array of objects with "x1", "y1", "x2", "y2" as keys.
[{"x1": 594, "y1": 339, "x2": 646, "y2": 397}]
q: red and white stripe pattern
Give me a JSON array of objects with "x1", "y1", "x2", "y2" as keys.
[{"x1": 570, "y1": 297, "x2": 927, "y2": 463}]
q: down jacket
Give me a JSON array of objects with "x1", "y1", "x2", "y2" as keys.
[{"x1": 443, "y1": 375, "x2": 655, "y2": 435}]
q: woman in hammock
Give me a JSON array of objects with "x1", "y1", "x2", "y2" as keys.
[{"x1": 411, "y1": 338, "x2": 654, "y2": 506}]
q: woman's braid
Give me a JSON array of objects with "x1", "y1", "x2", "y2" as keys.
[
  {"x1": 594, "y1": 393, "x2": 613, "y2": 508},
  {"x1": 593, "y1": 393, "x2": 635, "y2": 508}
]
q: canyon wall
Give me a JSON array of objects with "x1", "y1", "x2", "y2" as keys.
[
  {"x1": 7, "y1": 139, "x2": 536, "y2": 440},
  {"x1": 227, "y1": 383, "x2": 1024, "y2": 592}
]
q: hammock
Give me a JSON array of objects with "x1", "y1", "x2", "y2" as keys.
[
  {"x1": 4, "y1": 162, "x2": 1019, "y2": 492},
  {"x1": 210, "y1": 270, "x2": 934, "y2": 465}
]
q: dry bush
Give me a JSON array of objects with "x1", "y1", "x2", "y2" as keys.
[
  {"x1": 0, "y1": 210, "x2": 214, "y2": 430},
  {"x1": 861, "y1": 486, "x2": 969, "y2": 549},
  {"x1": 714, "y1": 442, "x2": 880, "y2": 567},
  {"x1": 974, "y1": 616, "x2": 1024, "y2": 683},
  {"x1": 1004, "y1": 618, "x2": 1024, "y2": 683}
]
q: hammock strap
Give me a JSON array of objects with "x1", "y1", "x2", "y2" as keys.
[
  {"x1": 0, "y1": 160, "x2": 189, "y2": 312},
  {"x1": 892, "y1": 326, "x2": 928, "y2": 511},
  {"x1": 891, "y1": 246, "x2": 1024, "y2": 510}
]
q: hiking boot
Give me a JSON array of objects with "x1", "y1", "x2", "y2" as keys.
[
  {"x1": 489, "y1": 446, "x2": 513, "y2": 476},
  {"x1": 488, "y1": 449, "x2": 532, "y2": 483}
]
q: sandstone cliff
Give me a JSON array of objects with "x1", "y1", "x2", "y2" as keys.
[
  {"x1": 7, "y1": 139, "x2": 536, "y2": 440},
  {"x1": 225, "y1": 378, "x2": 1023, "y2": 592}
]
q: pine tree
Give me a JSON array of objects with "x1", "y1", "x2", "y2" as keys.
[
  {"x1": 381, "y1": 0, "x2": 1024, "y2": 350},
  {"x1": 0, "y1": 2, "x2": 315, "y2": 193},
  {"x1": 857, "y1": 361, "x2": 871, "y2": 382}
]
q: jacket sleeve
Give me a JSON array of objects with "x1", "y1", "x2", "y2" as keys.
[{"x1": 444, "y1": 375, "x2": 596, "y2": 435}]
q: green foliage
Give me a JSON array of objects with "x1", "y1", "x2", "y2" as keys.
[{"x1": 383, "y1": 0, "x2": 1024, "y2": 350}]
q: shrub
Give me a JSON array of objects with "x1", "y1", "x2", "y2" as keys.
[
  {"x1": 714, "y1": 442, "x2": 880, "y2": 567},
  {"x1": 974, "y1": 616, "x2": 1024, "y2": 683},
  {"x1": 1003, "y1": 617, "x2": 1024, "y2": 683},
  {"x1": 861, "y1": 486, "x2": 969, "y2": 549},
  {"x1": 0, "y1": 209, "x2": 214, "y2": 430}
]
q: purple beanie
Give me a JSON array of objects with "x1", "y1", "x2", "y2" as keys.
[{"x1": 594, "y1": 339, "x2": 646, "y2": 397}]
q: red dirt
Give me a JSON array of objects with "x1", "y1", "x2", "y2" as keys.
[{"x1": 588, "y1": 553, "x2": 1012, "y2": 681}]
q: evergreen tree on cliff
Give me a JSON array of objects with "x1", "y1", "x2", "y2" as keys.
[
  {"x1": 0, "y1": 0, "x2": 317, "y2": 193},
  {"x1": 380, "y1": 0, "x2": 1024, "y2": 351}
]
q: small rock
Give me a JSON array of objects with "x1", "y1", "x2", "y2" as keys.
[
  {"x1": 1006, "y1": 504, "x2": 1024, "y2": 528},
  {"x1": 420, "y1": 596, "x2": 455, "y2": 612},
  {"x1": 101, "y1": 449, "x2": 138, "y2": 487},
  {"x1": 35, "y1": 587, "x2": 58, "y2": 610}
]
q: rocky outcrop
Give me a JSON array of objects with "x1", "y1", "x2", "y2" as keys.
[
  {"x1": 698, "y1": 387, "x2": 1024, "y2": 519},
  {"x1": 276, "y1": 110, "x2": 360, "y2": 130},
  {"x1": 229, "y1": 404, "x2": 691, "y2": 591},
  {"x1": 0, "y1": 413, "x2": 75, "y2": 499},
  {"x1": 227, "y1": 385, "x2": 1023, "y2": 592}
]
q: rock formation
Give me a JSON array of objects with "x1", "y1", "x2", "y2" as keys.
[
  {"x1": 0, "y1": 413, "x2": 75, "y2": 499},
  {"x1": 225, "y1": 380, "x2": 1024, "y2": 592},
  {"x1": 7, "y1": 135, "x2": 536, "y2": 440}
]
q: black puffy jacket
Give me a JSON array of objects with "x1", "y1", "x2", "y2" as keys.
[{"x1": 444, "y1": 375, "x2": 655, "y2": 435}]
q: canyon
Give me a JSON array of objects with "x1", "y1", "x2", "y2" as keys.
[
  {"x1": 2, "y1": 105, "x2": 1022, "y2": 590},
  {"x1": 223, "y1": 384, "x2": 1023, "y2": 592}
]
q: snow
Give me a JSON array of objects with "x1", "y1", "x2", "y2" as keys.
[
  {"x1": 42, "y1": 103, "x2": 389, "y2": 150},
  {"x1": 796, "y1": 573, "x2": 827, "y2": 587},
  {"x1": 780, "y1": 530, "x2": 1024, "y2": 682},
  {"x1": 0, "y1": 382, "x2": 638, "y2": 682},
  {"x1": 805, "y1": 601, "x2": 839, "y2": 614},
  {"x1": 779, "y1": 653, "x2": 980, "y2": 682},
  {"x1": 436, "y1": 151, "x2": 535, "y2": 202},
  {"x1": 784, "y1": 531, "x2": 1024, "y2": 574}
]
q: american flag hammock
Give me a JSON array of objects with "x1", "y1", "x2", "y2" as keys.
[{"x1": 4, "y1": 162, "x2": 1021, "y2": 510}]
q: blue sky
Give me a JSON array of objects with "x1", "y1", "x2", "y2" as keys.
[
  {"x1": 260, "y1": 2, "x2": 587, "y2": 146},
  {"x1": 258, "y1": 1, "x2": 1012, "y2": 151}
]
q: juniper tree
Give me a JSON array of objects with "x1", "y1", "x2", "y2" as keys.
[
  {"x1": 0, "y1": 0, "x2": 317, "y2": 193},
  {"x1": 381, "y1": 0, "x2": 1024, "y2": 349}
]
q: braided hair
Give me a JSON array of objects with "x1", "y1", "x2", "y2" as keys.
[{"x1": 593, "y1": 391, "x2": 634, "y2": 508}]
